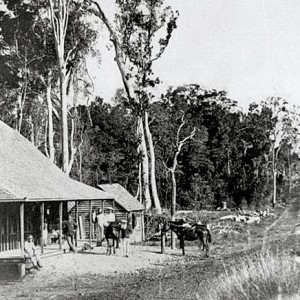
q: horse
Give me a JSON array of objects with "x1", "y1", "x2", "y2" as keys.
[
  {"x1": 162, "y1": 219, "x2": 212, "y2": 257},
  {"x1": 104, "y1": 221, "x2": 122, "y2": 255}
]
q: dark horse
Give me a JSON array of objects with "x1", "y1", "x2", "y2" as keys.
[
  {"x1": 104, "y1": 221, "x2": 122, "y2": 255},
  {"x1": 162, "y1": 219, "x2": 212, "y2": 257}
]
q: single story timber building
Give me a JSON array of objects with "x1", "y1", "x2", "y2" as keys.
[
  {"x1": 0, "y1": 120, "x2": 114, "y2": 258},
  {"x1": 68, "y1": 183, "x2": 144, "y2": 242},
  {"x1": 98, "y1": 184, "x2": 144, "y2": 242}
]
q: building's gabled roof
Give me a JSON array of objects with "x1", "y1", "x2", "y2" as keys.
[
  {"x1": 0, "y1": 121, "x2": 114, "y2": 202},
  {"x1": 98, "y1": 183, "x2": 144, "y2": 212}
]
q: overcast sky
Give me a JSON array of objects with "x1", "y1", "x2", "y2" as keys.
[{"x1": 89, "y1": 0, "x2": 300, "y2": 109}]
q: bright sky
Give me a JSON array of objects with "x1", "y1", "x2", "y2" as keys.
[{"x1": 89, "y1": 0, "x2": 300, "y2": 109}]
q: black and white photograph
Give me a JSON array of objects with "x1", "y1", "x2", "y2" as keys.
[{"x1": 1, "y1": 1, "x2": 300, "y2": 299}]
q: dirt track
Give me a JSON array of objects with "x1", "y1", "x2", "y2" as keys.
[{"x1": 1, "y1": 199, "x2": 300, "y2": 300}]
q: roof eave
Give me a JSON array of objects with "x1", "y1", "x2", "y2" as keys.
[{"x1": 0, "y1": 197, "x2": 115, "y2": 203}]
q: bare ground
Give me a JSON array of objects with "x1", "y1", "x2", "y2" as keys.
[{"x1": 1, "y1": 198, "x2": 300, "y2": 300}]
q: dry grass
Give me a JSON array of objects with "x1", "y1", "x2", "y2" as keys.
[{"x1": 204, "y1": 251, "x2": 300, "y2": 300}]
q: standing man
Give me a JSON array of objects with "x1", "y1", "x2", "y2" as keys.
[
  {"x1": 121, "y1": 218, "x2": 133, "y2": 257},
  {"x1": 96, "y1": 208, "x2": 107, "y2": 246},
  {"x1": 105, "y1": 207, "x2": 116, "y2": 225},
  {"x1": 63, "y1": 214, "x2": 77, "y2": 253}
]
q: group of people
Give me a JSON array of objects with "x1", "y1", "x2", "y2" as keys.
[
  {"x1": 94, "y1": 207, "x2": 133, "y2": 256},
  {"x1": 24, "y1": 207, "x2": 134, "y2": 270},
  {"x1": 93, "y1": 206, "x2": 115, "y2": 246}
]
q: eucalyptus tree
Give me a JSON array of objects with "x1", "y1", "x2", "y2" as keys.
[
  {"x1": 47, "y1": 0, "x2": 99, "y2": 173},
  {"x1": 259, "y1": 98, "x2": 300, "y2": 206},
  {"x1": 158, "y1": 84, "x2": 239, "y2": 211},
  {"x1": 0, "y1": 0, "x2": 99, "y2": 172},
  {"x1": 48, "y1": 0, "x2": 72, "y2": 173},
  {"x1": 0, "y1": 0, "x2": 45, "y2": 133},
  {"x1": 238, "y1": 103, "x2": 274, "y2": 207},
  {"x1": 256, "y1": 97, "x2": 298, "y2": 207},
  {"x1": 70, "y1": 98, "x2": 140, "y2": 194},
  {"x1": 280, "y1": 105, "x2": 300, "y2": 200},
  {"x1": 0, "y1": 0, "x2": 63, "y2": 161},
  {"x1": 86, "y1": 0, "x2": 178, "y2": 213}
]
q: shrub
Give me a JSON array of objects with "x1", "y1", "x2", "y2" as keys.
[{"x1": 144, "y1": 212, "x2": 170, "y2": 241}]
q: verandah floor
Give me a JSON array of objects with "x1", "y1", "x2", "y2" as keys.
[{"x1": 0, "y1": 239, "x2": 90, "y2": 259}]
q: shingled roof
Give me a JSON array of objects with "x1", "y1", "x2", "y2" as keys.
[
  {"x1": 0, "y1": 121, "x2": 114, "y2": 202},
  {"x1": 98, "y1": 183, "x2": 144, "y2": 212}
]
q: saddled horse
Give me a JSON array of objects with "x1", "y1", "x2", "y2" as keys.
[
  {"x1": 104, "y1": 221, "x2": 122, "y2": 255},
  {"x1": 162, "y1": 219, "x2": 212, "y2": 257}
]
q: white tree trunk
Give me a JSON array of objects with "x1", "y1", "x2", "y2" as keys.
[
  {"x1": 288, "y1": 147, "x2": 292, "y2": 201},
  {"x1": 138, "y1": 116, "x2": 151, "y2": 211},
  {"x1": 272, "y1": 143, "x2": 276, "y2": 208},
  {"x1": 16, "y1": 92, "x2": 23, "y2": 133},
  {"x1": 60, "y1": 62, "x2": 69, "y2": 173},
  {"x1": 166, "y1": 117, "x2": 196, "y2": 248},
  {"x1": 144, "y1": 111, "x2": 162, "y2": 214},
  {"x1": 46, "y1": 74, "x2": 55, "y2": 163},
  {"x1": 170, "y1": 168, "x2": 177, "y2": 249},
  {"x1": 28, "y1": 115, "x2": 35, "y2": 145},
  {"x1": 49, "y1": 0, "x2": 70, "y2": 173},
  {"x1": 66, "y1": 116, "x2": 76, "y2": 176}
]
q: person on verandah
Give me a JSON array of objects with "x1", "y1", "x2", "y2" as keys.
[
  {"x1": 24, "y1": 234, "x2": 42, "y2": 270},
  {"x1": 63, "y1": 214, "x2": 78, "y2": 253},
  {"x1": 42, "y1": 222, "x2": 48, "y2": 247}
]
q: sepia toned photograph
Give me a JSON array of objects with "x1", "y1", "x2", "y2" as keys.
[{"x1": 1, "y1": 1, "x2": 300, "y2": 299}]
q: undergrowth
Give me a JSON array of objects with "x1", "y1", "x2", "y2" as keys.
[{"x1": 203, "y1": 250, "x2": 300, "y2": 300}]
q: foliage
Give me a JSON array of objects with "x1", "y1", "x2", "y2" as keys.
[
  {"x1": 113, "y1": 0, "x2": 178, "y2": 111},
  {"x1": 1, "y1": 2, "x2": 300, "y2": 211},
  {"x1": 144, "y1": 212, "x2": 170, "y2": 240},
  {"x1": 69, "y1": 98, "x2": 140, "y2": 194},
  {"x1": 67, "y1": 85, "x2": 300, "y2": 210}
]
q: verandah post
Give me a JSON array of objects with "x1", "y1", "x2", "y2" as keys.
[
  {"x1": 161, "y1": 230, "x2": 165, "y2": 254},
  {"x1": 40, "y1": 202, "x2": 44, "y2": 254},
  {"x1": 20, "y1": 203, "x2": 24, "y2": 256},
  {"x1": 59, "y1": 202, "x2": 63, "y2": 250},
  {"x1": 89, "y1": 200, "x2": 92, "y2": 244},
  {"x1": 75, "y1": 201, "x2": 78, "y2": 247}
]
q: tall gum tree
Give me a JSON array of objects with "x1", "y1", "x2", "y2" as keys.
[
  {"x1": 0, "y1": 1, "x2": 44, "y2": 133},
  {"x1": 86, "y1": 0, "x2": 178, "y2": 213},
  {"x1": 259, "y1": 97, "x2": 300, "y2": 207},
  {"x1": 48, "y1": 0, "x2": 99, "y2": 174},
  {"x1": 165, "y1": 113, "x2": 196, "y2": 248},
  {"x1": 0, "y1": 0, "x2": 63, "y2": 158},
  {"x1": 48, "y1": 0, "x2": 71, "y2": 173}
]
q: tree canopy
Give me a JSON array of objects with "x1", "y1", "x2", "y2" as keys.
[{"x1": 1, "y1": 1, "x2": 300, "y2": 211}]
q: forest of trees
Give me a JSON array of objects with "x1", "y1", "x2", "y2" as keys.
[{"x1": 1, "y1": 0, "x2": 300, "y2": 213}]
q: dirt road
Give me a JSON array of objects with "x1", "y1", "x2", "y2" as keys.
[{"x1": 1, "y1": 199, "x2": 299, "y2": 300}]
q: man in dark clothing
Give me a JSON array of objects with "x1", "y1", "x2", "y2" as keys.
[
  {"x1": 121, "y1": 219, "x2": 133, "y2": 257},
  {"x1": 63, "y1": 215, "x2": 77, "y2": 253}
]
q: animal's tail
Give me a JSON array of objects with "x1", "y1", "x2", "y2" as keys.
[{"x1": 206, "y1": 224, "x2": 212, "y2": 243}]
